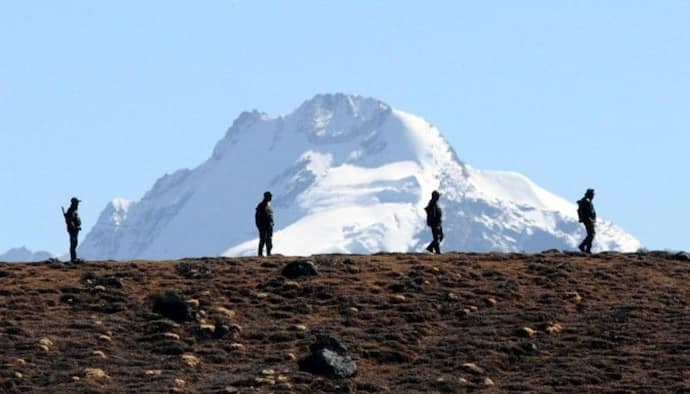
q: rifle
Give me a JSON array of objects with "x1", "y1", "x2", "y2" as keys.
[{"x1": 61, "y1": 206, "x2": 70, "y2": 231}]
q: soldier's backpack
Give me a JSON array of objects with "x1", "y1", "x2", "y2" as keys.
[
  {"x1": 576, "y1": 199, "x2": 586, "y2": 223},
  {"x1": 425, "y1": 204, "x2": 434, "y2": 226}
]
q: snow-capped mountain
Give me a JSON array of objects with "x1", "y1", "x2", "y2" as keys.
[
  {"x1": 79, "y1": 94, "x2": 641, "y2": 259},
  {"x1": 0, "y1": 246, "x2": 53, "y2": 262}
]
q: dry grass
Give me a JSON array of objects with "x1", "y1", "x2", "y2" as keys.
[{"x1": 0, "y1": 251, "x2": 689, "y2": 392}]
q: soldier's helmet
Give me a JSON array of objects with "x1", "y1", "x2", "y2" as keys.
[
  {"x1": 431, "y1": 190, "x2": 440, "y2": 199},
  {"x1": 264, "y1": 191, "x2": 272, "y2": 200},
  {"x1": 585, "y1": 189, "x2": 595, "y2": 198},
  {"x1": 71, "y1": 197, "x2": 81, "y2": 204}
]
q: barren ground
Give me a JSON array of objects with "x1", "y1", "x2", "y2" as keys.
[{"x1": 0, "y1": 251, "x2": 689, "y2": 393}]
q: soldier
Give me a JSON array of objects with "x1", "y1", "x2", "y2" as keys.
[
  {"x1": 62, "y1": 197, "x2": 82, "y2": 263},
  {"x1": 577, "y1": 188, "x2": 596, "y2": 254},
  {"x1": 255, "y1": 191, "x2": 274, "y2": 257},
  {"x1": 424, "y1": 190, "x2": 443, "y2": 254}
]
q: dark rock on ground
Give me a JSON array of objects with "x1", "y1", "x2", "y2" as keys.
[
  {"x1": 177, "y1": 262, "x2": 214, "y2": 279},
  {"x1": 282, "y1": 260, "x2": 318, "y2": 279},
  {"x1": 299, "y1": 335, "x2": 357, "y2": 378},
  {"x1": 674, "y1": 251, "x2": 690, "y2": 261},
  {"x1": 151, "y1": 291, "x2": 196, "y2": 322}
]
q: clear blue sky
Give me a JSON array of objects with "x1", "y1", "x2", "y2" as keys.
[{"x1": 1, "y1": 1, "x2": 688, "y2": 255}]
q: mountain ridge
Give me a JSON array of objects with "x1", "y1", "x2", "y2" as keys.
[{"x1": 79, "y1": 94, "x2": 641, "y2": 260}]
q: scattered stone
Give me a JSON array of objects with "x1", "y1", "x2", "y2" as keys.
[
  {"x1": 163, "y1": 332, "x2": 181, "y2": 341},
  {"x1": 521, "y1": 342, "x2": 539, "y2": 354},
  {"x1": 229, "y1": 343, "x2": 245, "y2": 351},
  {"x1": 283, "y1": 280, "x2": 302, "y2": 290},
  {"x1": 177, "y1": 262, "x2": 213, "y2": 279},
  {"x1": 484, "y1": 377, "x2": 495, "y2": 386},
  {"x1": 151, "y1": 291, "x2": 197, "y2": 322},
  {"x1": 14, "y1": 372, "x2": 23, "y2": 379},
  {"x1": 391, "y1": 294, "x2": 406, "y2": 302},
  {"x1": 447, "y1": 292, "x2": 459, "y2": 301},
  {"x1": 98, "y1": 334, "x2": 112, "y2": 342},
  {"x1": 514, "y1": 326, "x2": 537, "y2": 338},
  {"x1": 174, "y1": 378, "x2": 186, "y2": 388},
  {"x1": 72, "y1": 376, "x2": 80, "y2": 382},
  {"x1": 298, "y1": 335, "x2": 357, "y2": 378},
  {"x1": 15, "y1": 358, "x2": 26, "y2": 365},
  {"x1": 565, "y1": 291, "x2": 582, "y2": 304},
  {"x1": 85, "y1": 368, "x2": 109, "y2": 380},
  {"x1": 261, "y1": 369, "x2": 275, "y2": 375},
  {"x1": 215, "y1": 306, "x2": 236, "y2": 319},
  {"x1": 254, "y1": 377, "x2": 276, "y2": 385},
  {"x1": 182, "y1": 353, "x2": 200, "y2": 368},
  {"x1": 92, "y1": 350, "x2": 107, "y2": 359},
  {"x1": 469, "y1": 305, "x2": 478, "y2": 312},
  {"x1": 186, "y1": 299, "x2": 200, "y2": 308},
  {"x1": 287, "y1": 353, "x2": 297, "y2": 361},
  {"x1": 255, "y1": 292, "x2": 269, "y2": 299},
  {"x1": 484, "y1": 297, "x2": 497, "y2": 307},
  {"x1": 545, "y1": 323, "x2": 563, "y2": 335},
  {"x1": 198, "y1": 323, "x2": 216, "y2": 337},
  {"x1": 348, "y1": 307, "x2": 359, "y2": 313},
  {"x1": 281, "y1": 260, "x2": 318, "y2": 279},
  {"x1": 39, "y1": 337, "x2": 53, "y2": 352},
  {"x1": 461, "y1": 363, "x2": 484, "y2": 375},
  {"x1": 292, "y1": 324, "x2": 308, "y2": 331},
  {"x1": 81, "y1": 272, "x2": 124, "y2": 288},
  {"x1": 224, "y1": 387, "x2": 239, "y2": 393},
  {"x1": 145, "y1": 370, "x2": 162, "y2": 376},
  {"x1": 213, "y1": 322, "x2": 233, "y2": 339}
]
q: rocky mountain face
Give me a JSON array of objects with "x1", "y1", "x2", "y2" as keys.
[
  {"x1": 79, "y1": 94, "x2": 641, "y2": 260},
  {"x1": 0, "y1": 247, "x2": 52, "y2": 262}
]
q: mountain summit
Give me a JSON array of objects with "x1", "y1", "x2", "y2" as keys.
[{"x1": 80, "y1": 94, "x2": 641, "y2": 259}]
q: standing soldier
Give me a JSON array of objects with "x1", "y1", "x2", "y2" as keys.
[
  {"x1": 425, "y1": 190, "x2": 443, "y2": 254},
  {"x1": 255, "y1": 191, "x2": 274, "y2": 257},
  {"x1": 577, "y1": 188, "x2": 596, "y2": 254},
  {"x1": 62, "y1": 197, "x2": 82, "y2": 263}
]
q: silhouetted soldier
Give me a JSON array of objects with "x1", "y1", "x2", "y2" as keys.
[
  {"x1": 577, "y1": 188, "x2": 596, "y2": 254},
  {"x1": 425, "y1": 190, "x2": 443, "y2": 254},
  {"x1": 255, "y1": 191, "x2": 274, "y2": 257},
  {"x1": 62, "y1": 197, "x2": 82, "y2": 263}
]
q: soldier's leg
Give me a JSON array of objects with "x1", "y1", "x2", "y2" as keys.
[
  {"x1": 585, "y1": 223, "x2": 595, "y2": 253},
  {"x1": 432, "y1": 227, "x2": 442, "y2": 254},
  {"x1": 578, "y1": 224, "x2": 587, "y2": 252},
  {"x1": 69, "y1": 233, "x2": 78, "y2": 261},
  {"x1": 426, "y1": 228, "x2": 435, "y2": 252},
  {"x1": 266, "y1": 227, "x2": 273, "y2": 256},
  {"x1": 258, "y1": 229, "x2": 265, "y2": 256}
]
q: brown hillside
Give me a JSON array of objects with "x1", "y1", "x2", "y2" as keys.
[{"x1": 0, "y1": 251, "x2": 689, "y2": 393}]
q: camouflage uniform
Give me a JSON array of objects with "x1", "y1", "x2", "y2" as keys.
[
  {"x1": 65, "y1": 198, "x2": 82, "y2": 262},
  {"x1": 255, "y1": 192, "x2": 274, "y2": 256},
  {"x1": 577, "y1": 190, "x2": 596, "y2": 254},
  {"x1": 425, "y1": 192, "x2": 443, "y2": 254}
]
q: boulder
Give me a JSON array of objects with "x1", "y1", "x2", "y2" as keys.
[
  {"x1": 674, "y1": 252, "x2": 690, "y2": 262},
  {"x1": 281, "y1": 260, "x2": 318, "y2": 279},
  {"x1": 151, "y1": 291, "x2": 196, "y2": 322},
  {"x1": 298, "y1": 336, "x2": 357, "y2": 378}
]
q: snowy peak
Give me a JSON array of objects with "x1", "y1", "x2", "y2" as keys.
[{"x1": 290, "y1": 93, "x2": 392, "y2": 141}]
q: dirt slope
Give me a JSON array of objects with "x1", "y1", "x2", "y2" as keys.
[{"x1": 0, "y1": 251, "x2": 689, "y2": 393}]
